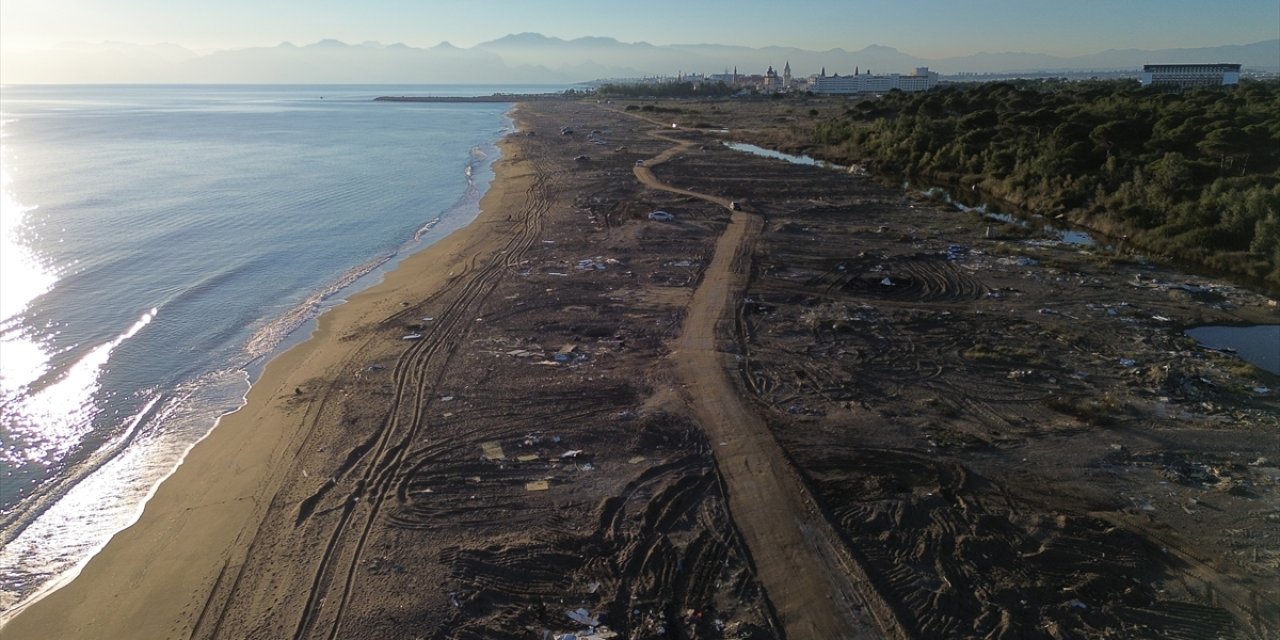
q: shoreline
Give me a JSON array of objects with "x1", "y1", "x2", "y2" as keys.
[
  {"x1": 0, "y1": 88, "x2": 515, "y2": 621},
  {"x1": 243, "y1": 126, "x2": 507, "y2": 379},
  {"x1": 0, "y1": 110, "x2": 531, "y2": 639},
  {"x1": 0, "y1": 113, "x2": 508, "y2": 624}
]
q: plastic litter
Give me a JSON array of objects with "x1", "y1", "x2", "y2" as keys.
[{"x1": 567, "y1": 608, "x2": 599, "y2": 627}]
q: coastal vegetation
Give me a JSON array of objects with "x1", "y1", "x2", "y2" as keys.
[
  {"x1": 597, "y1": 80, "x2": 734, "y2": 99},
  {"x1": 796, "y1": 80, "x2": 1280, "y2": 288}
]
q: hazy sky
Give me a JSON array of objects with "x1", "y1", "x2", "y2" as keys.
[{"x1": 3, "y1": 0, "x2": 1277, "y2": 56}]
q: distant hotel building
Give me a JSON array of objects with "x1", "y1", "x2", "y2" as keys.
[
  {"x1": 810, "y1": 67, "x2": 939, "y2": 95},
  {"x1": 1139, "y1": 63, "x2": 1241, "y2": 88},
  {"x1": 709, "y1": 62, "x2": 796, "y2": 92}
]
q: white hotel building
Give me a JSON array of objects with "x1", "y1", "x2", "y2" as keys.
[
  {"x1": 1139, "y1": 64, "x2": 1241, "y2": 88},
  {"x1": 810, "y1": 67, "x2": 940, "y2": 95}
]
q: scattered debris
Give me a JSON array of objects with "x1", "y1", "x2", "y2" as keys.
[
  {"x1": 998, "y1": 255, "x2": 1039, "y2": 267},
  {"x1": 525, "y1": 480, "x2": 550, "y2": 492},
  {"x1": 567, "y1": 608, "x2": 599, "y2": 627},
  {"x1": 481, "y1": 441, "x2": 505, "y2": 461}
]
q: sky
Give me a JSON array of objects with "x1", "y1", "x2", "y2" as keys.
[{"x1": 2, "y1": 0, "x2": 1277, "y2": 57}]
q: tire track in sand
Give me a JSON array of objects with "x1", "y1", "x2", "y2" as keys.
[
  {"x1": 288, "y1": 160, "x2": 552, "y2": 640},
  {"x1": 631, "y1": 127, "x2": 891, "y2": 639}
]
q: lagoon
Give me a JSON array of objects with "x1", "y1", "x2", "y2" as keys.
[{"x1": 1187, "y1": 325, "x2": 1280, "y2": 375}]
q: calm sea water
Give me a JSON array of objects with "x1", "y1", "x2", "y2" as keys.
[{"x1": 0, "y1": 84, "x2": 545, "y2": 615}]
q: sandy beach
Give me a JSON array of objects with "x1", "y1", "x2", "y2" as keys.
[
  {"x1": 5, "y1": 99, "x2": 1279, "y2": 639},
  {"x1": 0, "y1": 110, "x2": 540, "y2": 638}
]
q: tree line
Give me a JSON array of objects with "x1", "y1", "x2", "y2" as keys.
[
  {"x1": 595, "y1": 81, "x2": 736, "y2": 99},
  {"x1": 804, "y1": 80, "x2": 1280, "y2": 288}
]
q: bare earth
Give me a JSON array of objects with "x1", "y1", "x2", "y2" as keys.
[{"x1": 5, "y1": 100, "x2": 1279, "y2": 640}]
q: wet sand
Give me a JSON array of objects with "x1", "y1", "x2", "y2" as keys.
[{"x1": 5, "y1": 99, "x2": 1279, "y2": 640}]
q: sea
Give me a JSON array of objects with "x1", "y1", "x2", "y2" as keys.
[{"x1": 0, "y1": 84, "x2": 554, "y2": 616}]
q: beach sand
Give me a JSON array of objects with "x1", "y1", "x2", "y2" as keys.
[
  {"x1": 2, "y1": 113, "x2": 546, "y2": 639},
  {"x1": 5, "y1": 99, "x2": 1278, "y2": 639}
]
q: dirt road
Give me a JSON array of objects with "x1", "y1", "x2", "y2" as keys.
[{"x1": 634, "y1": 127, "x2": 886, "y2": 638}]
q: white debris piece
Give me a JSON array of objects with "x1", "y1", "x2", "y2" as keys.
[{"x1": 567, "y1": 608, "x2": 599, "y2": 627}]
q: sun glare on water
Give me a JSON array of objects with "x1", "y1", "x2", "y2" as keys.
[
  {"x1": 0, "y1": 129, "x2": 56, "y2": 325},
  {"x1": 0, "y1": 122, "x2": 59, "y2": 404},
  {"x1": 0, "y1": 119, "x2": 158, "y2": 469}
]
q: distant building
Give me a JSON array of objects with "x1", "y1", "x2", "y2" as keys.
[
  {"x1": 709, "y1": 68, "x2": 736, "y2": 85},
  {"x1": 764, "y1": 65, "x2": 781, "y2": 89},
  {"x1": 1140, "y1": 63, "x2": 1241, "y2": 88},
  {"x1": 810, "y1": 66, "x2": 939, "y2": 95},
  {"x1": 706, "y1": 63, "x2": 802, "y2": 92}
]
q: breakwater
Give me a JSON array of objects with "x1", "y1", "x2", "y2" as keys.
[{"x1": 374, "y1": 94, "x2": 571, "y2": 103}]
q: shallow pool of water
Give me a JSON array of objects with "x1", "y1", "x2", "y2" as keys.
[
  {"x1": 723, "y1": 142, "x2": 845, "y2": 170},
  {"x1": 1186, "y1": 325, "x2": 1280, "y2": 375}
]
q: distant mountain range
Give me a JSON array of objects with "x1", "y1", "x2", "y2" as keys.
[{"x1": 3, "y1": 34, "x2": 1277, "y2": 84}]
